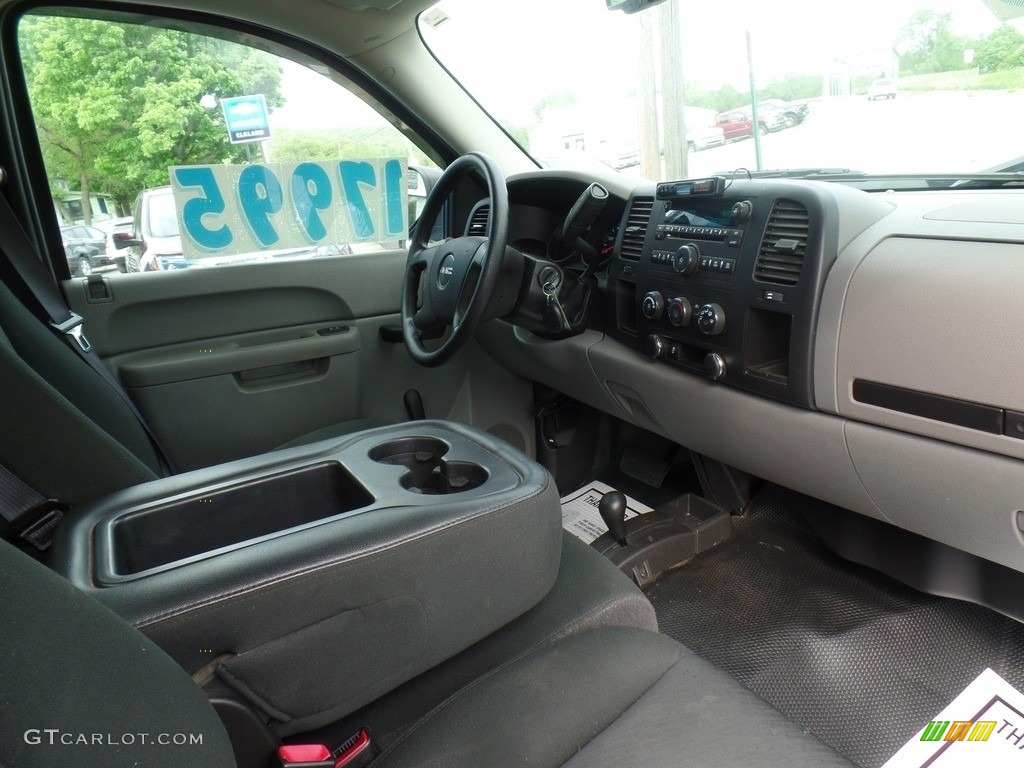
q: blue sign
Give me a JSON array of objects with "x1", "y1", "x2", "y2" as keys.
[{"x1": 221, "y1": 95, "x2": 271, "y2": 144}]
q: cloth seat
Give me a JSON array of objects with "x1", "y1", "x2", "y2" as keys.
[{"x1": 0, "y1": 537, "x2": 852, "y2": 768}]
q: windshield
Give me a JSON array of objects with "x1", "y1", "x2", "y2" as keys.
[
  {"x1": 148, "y1": 192, "x2": 180, "y2": 239},
  {"x1": 421, "y1": 0, "x2": 1024, "y2": 180}
]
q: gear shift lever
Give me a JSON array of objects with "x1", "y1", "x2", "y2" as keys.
[{"x1": 599, "y1": 491, "x2": 628, "y2": 547}]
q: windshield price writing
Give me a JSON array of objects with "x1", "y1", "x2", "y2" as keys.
[{"x1": 171, "y1": 158, "x2": 408, "y2": 260}]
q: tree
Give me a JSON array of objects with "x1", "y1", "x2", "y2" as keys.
[
  {"x1": 19, "y1": 16, "x2": 283, "y2": 220},
  {"x1": 975, "y1": 25, "x2": 1024, "y2": 73},
  {"x1": 895, "y1": 11, "x2": 973, "y2": 76}
]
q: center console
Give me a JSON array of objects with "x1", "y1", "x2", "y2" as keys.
[
  {"x1": 49, "y1": 420, "x2": 561, "y2": 736},
  {"x1": 609, "y1": 178, "x2": 839, "y2": 408}
]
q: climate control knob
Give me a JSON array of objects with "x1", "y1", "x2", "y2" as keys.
[
  {"x1": 695, "y1": 303, "x2": 726, "y2": 336},
  {"x1": 641, "y1": 291, "x2": 665, "y2": 320},
  {"x1": 667, "y1": 297, "x2": 692, "y2": 327},
  {"x1": 673, "y1": 244, "x2": 700, "y2": 276},
  {"x1": 646, "y1": 334, "x2": 666, "y2": 360}
]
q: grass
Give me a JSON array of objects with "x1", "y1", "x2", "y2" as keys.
[{"x1": 899, "y1": 68, "x2": 1024, "y2": 92}]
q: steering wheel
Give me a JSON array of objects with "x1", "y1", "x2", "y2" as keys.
[{"x1": 402, "y1": 152, "x2": 509, "y2": 367}]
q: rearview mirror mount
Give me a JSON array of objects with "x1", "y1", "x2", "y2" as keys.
[{"x1": 606, "y1": 0, "x2": 666, "y2": 14}]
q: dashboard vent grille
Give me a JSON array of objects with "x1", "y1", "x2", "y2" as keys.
[
  {"x1": 754, "y1": 200, "x2": 809, "y2": 286},
  {"x1": 467, "y1": 203, "x2": 489, "y2": 236},
  {"x1": 619, "y1": 196, "x2": 654, "y2": 261}
]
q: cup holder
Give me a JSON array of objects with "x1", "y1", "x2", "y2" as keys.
[
  {"x1": 399, "y1": 461, "x2": 488, "y2": 494},
  {"x1": 369, "y1": 437, "x2": 488, "y2": 494}
]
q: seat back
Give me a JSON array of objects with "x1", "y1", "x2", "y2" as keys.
[
  {"x1": 0, "y1": 276, "x2": 160, "y2": 506},
  {"x1": 0, "y1": 538, "x2": 235, "y2": 767}
]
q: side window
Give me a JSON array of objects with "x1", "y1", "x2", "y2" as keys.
[{"x1": 17, "y1": 10, "x2": 437, "y2": 275}]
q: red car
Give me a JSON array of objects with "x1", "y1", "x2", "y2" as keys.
[{"x1": 716, "y1": 107, "x2": 786, "y2": 139}]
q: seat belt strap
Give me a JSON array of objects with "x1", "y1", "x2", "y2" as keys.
[
  {"x1": 0, "y1": 461, "x2": 63, "y2": 550},
  {"x1": 0, "y1": 170, "x2": 174, "y2": 473}
]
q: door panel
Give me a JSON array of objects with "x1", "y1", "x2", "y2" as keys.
[{"x1": 62, "y1": 253, "x2": 483, "y2": 470}]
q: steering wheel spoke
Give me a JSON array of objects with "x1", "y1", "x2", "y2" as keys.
[
  {"x1": 413, "y1": 305, "x2": 442, "y2": 333},
  {"x1": 401, "y1": 153, "x2": 508, "y2": 367}
]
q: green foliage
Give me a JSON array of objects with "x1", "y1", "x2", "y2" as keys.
[
  {"x1": 270, "y1": 127, "x2": 410, "y2": 163},
  {"x1": 684, "y1": 74, "x2": 822, "y2": 115},
  {"x1": 975, "y1": 25, "x2": 1024, "y2": 73},
  {"x1": 19, "y1": 14, "x2": 283, "y2": 213},
  {"x1": 898, "y1": 66, "x2": 1024, "y2": 91},
  {"x1": 504, "y1": 124, "x2": 531, "y2": 151},
  {"x1": 684, "y1": 83, "x2": 747, "y2": 114},
  {"x1": 532, "y1": 90, "x2": 576, "y2": 122},
  {"x1": 759, "y1": 74, "x2": 823, "y2": 102},
  {"x1": 896, "y1": 10, "x2": 974, "y2": 76}
]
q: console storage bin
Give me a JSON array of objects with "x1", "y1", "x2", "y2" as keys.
[{"x1": 49, "y1": 421, "x2": 562, "y2": 735}]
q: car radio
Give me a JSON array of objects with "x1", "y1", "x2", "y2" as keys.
[{"x1": 610, "y1": 178, "x2": 837, "y2": 409}]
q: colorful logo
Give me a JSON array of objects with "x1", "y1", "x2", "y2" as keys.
[{"x1": 920, "y1": 720, "x2": 997, "y2": 742}]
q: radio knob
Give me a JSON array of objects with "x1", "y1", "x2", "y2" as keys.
[
  {"x1": 673, "y1": 244, "x2": 700, "y2": 276},
  {"x1": 696, "y1": 303, "x2": 726, "y2": 336},
  {"x1": 731, "y1": 200, "x2": 753, "y2": 222},
  {"x1": 646, "y1": 334, "x2": 666, "y2": 360},
  {"x1": 641, "y1": 291, "x2": 665, "y2": 320},
  {"x1": 667, "y1": 297, "x2": 692, "y2": 327},
  {"x1": 704, "y1": 353, "x2": 727, "y2": 381}
]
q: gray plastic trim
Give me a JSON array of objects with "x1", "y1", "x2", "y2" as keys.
[
  {"x1": 834, "y1": 237, "x2": 1024, "y2": 460},
  {"x1": 845, "y1": 420, "x2": 1024, "y2": 572}
]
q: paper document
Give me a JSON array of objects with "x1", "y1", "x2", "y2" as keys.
[
  {"x1": 559, "y1": 480, "x2": 653, "y2": 544},
  {"x1": 884, "y1": 668, "x2": 1024, "y2": 768}
]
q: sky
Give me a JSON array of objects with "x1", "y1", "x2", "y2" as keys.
[{"x1": 420, "y1": 0, "x2": 1014, "y2": 124}]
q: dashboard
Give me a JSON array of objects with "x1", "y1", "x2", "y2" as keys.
[{"x1": 475, "y1": 168, "x2": 1024, "y2": 596}]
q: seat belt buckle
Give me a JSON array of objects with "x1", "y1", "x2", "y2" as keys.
[
  {"x1": 50, "y1": 312, "x2": 92, "y2": 353},
  {"x1": 276, "y1": 744, "x2": 333, "y2": 768},
  {"x1": 277, "y1": 729, "x2": 375, "y2": 768}
]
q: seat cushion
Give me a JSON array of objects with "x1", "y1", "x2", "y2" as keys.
[
  {"x1": 294, "y1": 530, "x2": 658, "y2": 748},
  {"x1": 372, "y1": 626, "x2": 854, "y2": 768}
]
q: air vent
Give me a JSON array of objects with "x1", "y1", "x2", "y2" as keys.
[
  {"x1": 619, "y1": 196, "x2": 654, "y2": 261},
  {"x1": 753, "y1": 199, "x2": 809, "y2": 286},
  {"x1": 466, "y1": 203, "x2": 489, "y2": 236}
]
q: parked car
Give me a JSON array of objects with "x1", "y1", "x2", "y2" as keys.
[
  {"x1": 760, "y1": 98, "x2": 810, "y2": 127},
  {"x1": 686, "y1": 122, "x2": 726, "y2": 152},
  {"x1": 868, "y1": 77, "x2": 897, "y2": 100},
  {"x1": 124, "y1": 186, "x2": 189, "y2": 271},
  {"x1": 716, "y1": 107, "x2": 786, "y2": 139},
  {"x1": 60, "y1": 224, "x2": 112, "y2": 276},
  {"x1": 91, "y1": 215, "x2": 134, "y2": 272}
]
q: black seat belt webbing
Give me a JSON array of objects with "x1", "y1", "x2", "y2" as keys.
[
  {"x1": 0, "y1": 176, "x2": 174, "y2": 474},
  {"x1": 0, "y1": 462, "x2": 63, "y2": 550}
]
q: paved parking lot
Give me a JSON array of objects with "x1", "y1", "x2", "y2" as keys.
[{"x1": 683, "y1": 91, "x2": 1024, "y2": 177}]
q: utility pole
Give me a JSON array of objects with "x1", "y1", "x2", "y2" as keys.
[
  {"x1": 746, "y1": 30, "x2": 763, "y2": 171},
  {"x1": 637, "y1": 13, "x2": 661, "y2": 179},
  {"x1": 659, "y1": 0, "x2": 687, "y2": 180}
]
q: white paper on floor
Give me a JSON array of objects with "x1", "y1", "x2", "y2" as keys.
[
  {"x1": 559, "y1": 480, "x2": 653, "y2": 544},
  {"x1": 884, "y1": 668, "x2": 1024, "y2": 768}
]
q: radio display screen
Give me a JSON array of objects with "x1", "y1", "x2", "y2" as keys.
[{"x1": 664, "y1": 203, "x2": 737, "y2": 229}]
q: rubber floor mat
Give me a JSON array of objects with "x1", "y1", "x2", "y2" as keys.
[{"x1": 644, "y1": 485, "x2": 1024, "y2": 768}]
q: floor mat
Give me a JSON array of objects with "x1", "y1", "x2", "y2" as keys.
[{"x1": 644, "y1": 485, "x2": 1024, "y2": 768}]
